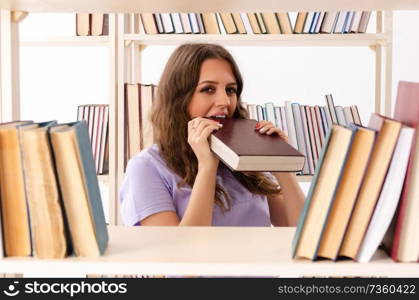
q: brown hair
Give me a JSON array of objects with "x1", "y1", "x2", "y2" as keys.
[{"x1": 151, "y1": 43, "x2": 280, "y2": 212}]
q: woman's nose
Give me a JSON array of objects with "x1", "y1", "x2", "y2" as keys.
[{"x1": 215, "y1": 91, "x2": 231, "y2": 106}]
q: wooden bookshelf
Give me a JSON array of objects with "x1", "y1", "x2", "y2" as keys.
[
  {"x1": 1, "y1": 0, "x2": 419, "y2": 13},
  {"x1": 0, "y1": 226, "x2": 417, "y2": 277},
  {"x1": 0, "y1": 1, "x2": 415, "y2": 277}
]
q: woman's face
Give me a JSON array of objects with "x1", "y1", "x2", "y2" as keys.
[{"x1": 188, "y1": 58, "x2": 238, "y2": 119}]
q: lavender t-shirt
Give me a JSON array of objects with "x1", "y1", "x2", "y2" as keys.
[{"x1": 119, "y1": 144, "x2": 272, "y2": 226}]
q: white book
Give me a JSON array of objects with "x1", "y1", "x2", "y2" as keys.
[
  {"x1": 334, "y1": 11, "x2": 348, "y2": 33},
  {"x1": 284, "y1": 101, "x2": 298, "y2": 150},
  {"x1": 320, "y1": 11, "x2": 338, "y2": 33},
  {"x1": 335, "y1": 106, "x2": 347, "y2": 126},
  {"x1": 358, "y1": 11, "x2": 372, "y2": 33},
  {"x1": 274, "y1": 107, "x2": 283, "y2": 130},
  {"x1": 188, "y1": 13, "x2": 200, "y2": 33},
  {"x1": 256, "y1": 105, "x2": 264, "y2": 121},
  {"x1": 350, "y1": 11, "x2": 362, "y2": 33},
  {"x1": 154, "y1": 13, "x2": 164, "y2": 34},
  {"x1": 240, "y1": 12, "x2": 254, "y2": 34},
  {"x1": 292, "y1": 103, "x2": 309, "y2": 175},
  {"x1": 215, "y1": 13, "x2": 227, "y2": 35},
  {"x1": 314, "y1": 12, "x2": 325, "y2": 33},
  {"x1": 323, "y1": 105, "x2": 332, "y2": 129},
  {"x1": 357, "y1": 127, "x2": 414, "y2": 262},
  {"x1": 161, "y1": 13, "x2": 174, "y2": 33},
  {"x1": 265, "y1": 102, "x2": 276, "y2": 126},
  {"x1": 343, "y1": 11, "x2": 355, "y2": 33},
  {"x1": 171, "y1": 13, "x2": 184, "y2": 33},
  {"x1": 309, "y1": 12, "x2": 320, "y2": 33},
  {"x1": 343, "y1": 107, "x2": 354, "y2": 125},
  {"x1": 303, "y1": 12, "x2": 314, "y2": 33},
  {"x1": 180, "y1": 13, "x2": 192, "y2": 33},
  {"x1": 280, "y1": 107, "x2": 288, "y2": 136},
  {"x1": 196, "y1": 13, "x2": 205, "y2": 33},
  {"x1": 325, "y1": 94, "x2": 338, "y2": 124}
]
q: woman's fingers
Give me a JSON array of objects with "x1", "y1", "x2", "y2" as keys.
[{"x1": 255, "y1": 121, "x2": 289, "y2": 142}]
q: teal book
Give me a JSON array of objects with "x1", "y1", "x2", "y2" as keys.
[
  {"x1": 291, "y1": 124, "x2": 355, "y2": 259},
  {"x1": 49, "y1": 121, "x2": 108, "y2": 257}
]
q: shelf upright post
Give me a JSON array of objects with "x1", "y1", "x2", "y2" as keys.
[{"x1": 0, "y1": 10, "x2": 22, "y2": 122}]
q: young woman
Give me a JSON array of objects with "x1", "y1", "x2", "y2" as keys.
[{"x1": 120, "y1": 43, "x2": 305, "y2": 227}]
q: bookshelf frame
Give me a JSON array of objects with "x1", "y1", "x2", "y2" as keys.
[
  {"x1": 0, "y1": 1, "x2": 414, "y2": 277},
  {"x1": 0, "y1": 226, "x2": 417, "y2": 277}
]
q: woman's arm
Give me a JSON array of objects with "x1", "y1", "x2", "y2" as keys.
[
  {"x1": 268, "y1": 172, "x2": 305, "y2": 226},
  {"x1": 141, "y1": 117, "x2": 221, "y2": 226}
]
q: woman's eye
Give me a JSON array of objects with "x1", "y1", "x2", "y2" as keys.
[
  {"x1": 226, "y1": 87, "x2": 237, "y2": 95},
  {"x1": 200, "y1": 86, "x2": 215, "y2": 93}
]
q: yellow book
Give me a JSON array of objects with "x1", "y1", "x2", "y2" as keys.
[
  {"x1": 0, "y1": 121, "x2": 33, "y2": 256},
  {"x1": 20, "y1": 122, "x2": 68, "y2": 259},
  {"x1": 317, "y1": 126, "x2": 375, "y2": 260}
]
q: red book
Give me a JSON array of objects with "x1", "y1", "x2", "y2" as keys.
[
  {"x1": 210, "y1": 118, "x2": 305, "y2": 172},
  {"x1": 389, "y1": 81, "x2": 419, "y2": 262}
]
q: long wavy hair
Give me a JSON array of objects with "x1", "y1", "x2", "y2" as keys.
[{"x1": 151, "y1": 43, "x2": 280, "y2": 212}]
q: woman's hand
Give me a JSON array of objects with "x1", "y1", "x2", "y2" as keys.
[
  {"x1": 188, "y1": 117, "x2": 222, "y2": 170},
  {"x1": 254, "y1": 120, "x2": 288, "y2": 142}
]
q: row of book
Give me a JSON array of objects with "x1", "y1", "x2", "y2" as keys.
[
  {"x1": 293, "y1": 81, "x2": 419, "y2": 263},
  {"x1": 125, "y1": 11, "x2": 372, "y2": 35},
  {"x1": 244, "y1": 97, "x2": 362, "y2": 175},
  {"x1": 124, "y1": 83, "x2": 156, "y2": 166},
  {"x1": 76, "y1": 13, "x2": 109, "y2": 36},
  {"x1": 77, "y1": 104, "x2": 109, "y2": 175},
  {"x1": 0, "y1": 121, "x2": 108, "y2": 259}
]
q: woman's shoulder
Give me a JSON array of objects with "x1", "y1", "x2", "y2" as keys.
[{"x1": 125, "y1": 144, "x2": 171, "y2": 176}]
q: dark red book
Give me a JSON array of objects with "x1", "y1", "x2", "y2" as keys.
[{"x1": 210, "y1": 118, "x2": 305, "y2": 171}]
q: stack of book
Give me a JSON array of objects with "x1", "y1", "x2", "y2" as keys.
[
  {"x1": 292, "y1": 81, "x2": 419, "y2": 263},
  {"x1": 76, "y1": 13, "x2": 109, "y2": 36},
  {"x1": 77, "y1": 104, "x2": 109, "y2": 175},
  {"x1": 244, "y1": 96, "x2": 362, "y2": 175},
  {"x1": 124, "y1": 11, "x2": 372, "y2": 35},
  {"x1": 124, "y1": 83, "x2": 157, "y2": 166},
  {"x1": 0, "y1": 121, "x2": 108, "y2": 259}
]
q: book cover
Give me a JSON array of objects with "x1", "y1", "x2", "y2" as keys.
[
  {"x1": 357, "y1": 126, "x2": 414, "y2": 262},
  {"x1": 292, "y1": 125, "x2": 354, "y2": 260},
  {"x1": 317, "y1": 125, "x2": 376, "y2": 260},
  {"x1": 390, "y1": 81, "x2": 419, "y2": 262},
  {"x1": 50, "y1": 121, "x2": 108, "y2": 257},
  {"x1": 20, "y1": 121, "x2": 71, "y2": 259},
  {"x1": 210, "y1": 118, "x2": 304, "y2": 172},
  {"x1": 0, "y1": 121, "x2": 34, "y2": 257},
  {"x1": 339, "y1": 113, "x2": 402, "y2": 259}
]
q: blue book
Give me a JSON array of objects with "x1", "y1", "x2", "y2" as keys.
[{"x1": 49, "y1": 121, "x2": 108, "y2": 257}]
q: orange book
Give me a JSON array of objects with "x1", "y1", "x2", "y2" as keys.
[
  {"x1": 339, "y1": 114, "x2": 402, "y2": 259},
  {"x1": 0, "y1": 121, "x2": 33, "y2": 256}
]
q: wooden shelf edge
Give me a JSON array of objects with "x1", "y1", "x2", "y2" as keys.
[
  {"x1": 1, "y1": 0, "x2": 419, "y2": 13},
  {"x1": 125, "y1": 33, "x2": 389, "y2": 47}
]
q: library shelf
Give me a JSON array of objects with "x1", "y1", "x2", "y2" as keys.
[{"x1": 0, "y1": 226, "x2": 417, "y2": 277}]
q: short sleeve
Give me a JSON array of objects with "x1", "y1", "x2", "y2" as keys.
[{"x1": 119, "y1": 155, "x2": 175, "y2": 226}]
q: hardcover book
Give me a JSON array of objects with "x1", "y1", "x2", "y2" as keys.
[{"x1": 210, "y1": 118, "x2": 304, "y2": 172}]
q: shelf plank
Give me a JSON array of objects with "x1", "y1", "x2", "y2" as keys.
[
  {"x1": 1, "y1": 0, "x2": 419, "y2": 13},
  {"x1": 125, "y1": 34, "x2": 388, "y2": 47},
  {"x1": 0, "y1": 226, "x2": 417, "y2": 277},
  {"x1": 20, "y1": 36, "x2": 109, "y2": 47}
]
